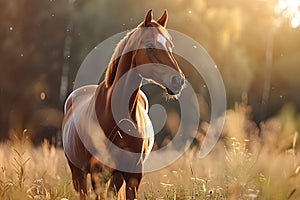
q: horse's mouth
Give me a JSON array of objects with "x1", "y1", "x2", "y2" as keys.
[
  {"x1": 166, "y1": 87, "x2": 175, "y2": 95},
  {"x1": 163, "y1": 87, "x2": 181, "y2": 100},
  {"x1": 166, "y1": 87, "x2": 182, "y2": 96}
]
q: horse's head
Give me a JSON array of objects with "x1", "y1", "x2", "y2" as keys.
[{"x1": 132, "y1": 10, "x2": 185, "y2": 98}]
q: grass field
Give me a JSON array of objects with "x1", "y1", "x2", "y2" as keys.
[{"x1": 0, "y1": 102, "x2": 300, "y2": 199}]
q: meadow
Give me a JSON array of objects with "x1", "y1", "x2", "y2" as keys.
[
  {"x1": 0, "y1": 100, "x2": 299, "y2": 200},
  {"x1": 1, "y1": 0, "x2": 300, "y2": 199}
]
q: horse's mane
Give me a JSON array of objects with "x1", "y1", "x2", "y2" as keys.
[{"x1": 105, "y1": 29, "x2": 137, "y2": 87}]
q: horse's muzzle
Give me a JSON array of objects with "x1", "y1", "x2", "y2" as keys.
[
  {"x1": 166, "y1": 87, "x2": 177, "y2": 95},
  {"x1": 166, "y1": 75, "x2": 185, "y2": 95}
]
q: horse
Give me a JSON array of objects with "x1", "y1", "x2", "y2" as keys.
[{"x1": 62, "y1": 9, "x2": 185, "y2": 200}]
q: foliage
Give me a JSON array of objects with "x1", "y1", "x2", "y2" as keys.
[{"x1": 1, "y1": 0, "x2": 300, "y2": 141}]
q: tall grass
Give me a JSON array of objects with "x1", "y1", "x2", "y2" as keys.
[
  {"x1": 0, "y1": 100, "x2": 299, "y2": 199},
  {"x1": 139, "y1": 98, "x2": 300, "y2": 200},
  {"x1": 0, "y1": 131, "x2": 77, "y2": 199}
]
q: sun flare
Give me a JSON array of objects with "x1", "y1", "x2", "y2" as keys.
[{"x1": 275, "y1": 0, "x2": 300, "y2": 28}]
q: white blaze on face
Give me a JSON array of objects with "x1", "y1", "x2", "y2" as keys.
[{"x1": 157, "y1": 33, "x2": 167, "y2": 49}]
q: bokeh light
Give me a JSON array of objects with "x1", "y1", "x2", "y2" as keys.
[{"x1": 275, "y1": 0, "x2": 300, "y2": 28}]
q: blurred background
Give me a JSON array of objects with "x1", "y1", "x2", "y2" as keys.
[{"x1": 1, "y1": 0, "x2": 300, "y2": 145}]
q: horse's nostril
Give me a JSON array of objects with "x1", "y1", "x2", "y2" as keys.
[
  {"x1": 171, "y1": 76, "x2": 179, "y2": 85},
  {"x1": 180, "y1": 78, "x2": 185, "y2": 86}
]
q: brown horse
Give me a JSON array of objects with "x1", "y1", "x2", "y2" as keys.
[{"x1": 62, "y1": 10, "x2": 185, "y2": 200}]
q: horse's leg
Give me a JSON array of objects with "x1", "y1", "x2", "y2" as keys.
[
  {"x1": 123, "y1": 172, "x2": 142, "y2": 200},
  {"x1": 90, "y1": 157, "x2": 110, "y2": 200},
  {"x1": 109, "y1": 171, "x2": 125, "y2": 199},
  {"x1": 68, "y1": 160, "x2": 88, "y2": 200}
]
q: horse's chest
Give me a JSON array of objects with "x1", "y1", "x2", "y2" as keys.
[{"x1": 112, "y1": 129, "x2": 144, "y2": 152}]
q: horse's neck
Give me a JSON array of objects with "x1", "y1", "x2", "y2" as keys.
[
  {"x1": 95, "y1": 57, "x2": 149, "y2": 155},
  {"x1": 96, "y1": 55, "x2": 142, "y2": 125},
  {"x1": 112, "y1": 73, "x2": 142, "y2": 121}
]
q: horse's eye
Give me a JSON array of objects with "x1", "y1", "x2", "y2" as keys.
[{"x1": 145, "y1": 42, "x2": 155, "y2": 50}]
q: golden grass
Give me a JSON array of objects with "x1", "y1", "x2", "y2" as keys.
[{"x1": 0, "y1": 101, "x2": 300, "y2": 199}]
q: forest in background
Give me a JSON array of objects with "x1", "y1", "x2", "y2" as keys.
[{"x1": 1, "y1": 0, "x2": 300, "y2": 143}]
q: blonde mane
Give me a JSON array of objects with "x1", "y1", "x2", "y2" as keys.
[{"x1": 104, "y1": 29, "x2": 137, "y2": 87}]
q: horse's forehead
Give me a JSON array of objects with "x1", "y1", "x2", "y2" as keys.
[
  {"x1": 157, "y1": 31, "x2": 173, "y2": 51},
  {"x1": 157, "y1": 33, "x2": 167, "y2": 49},
  {"x1": 159, "y1": 28, "x2": 171, "y2": 40},
  {"x1": 139, "y1": 27, "x2": 170, "y2": 39}
]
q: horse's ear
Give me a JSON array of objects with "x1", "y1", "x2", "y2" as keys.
[
  {"x1": 157, "y1": 10, "x2": 168, "y2": 27},
  {"x1": 144, "y1": 9, "x2": 153, "y2": 26}
]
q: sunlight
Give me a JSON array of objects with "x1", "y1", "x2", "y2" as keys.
[
  {"x1": 275, "y1": 0, "x2": 300, "y2": 28},
  {"x1": 40, "y1": 92, "x2": 46, "y2": 101}
]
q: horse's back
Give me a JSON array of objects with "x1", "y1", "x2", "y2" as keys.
[{"x1": 64, "y1": 85, "x2": 98, "y2": 113}]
